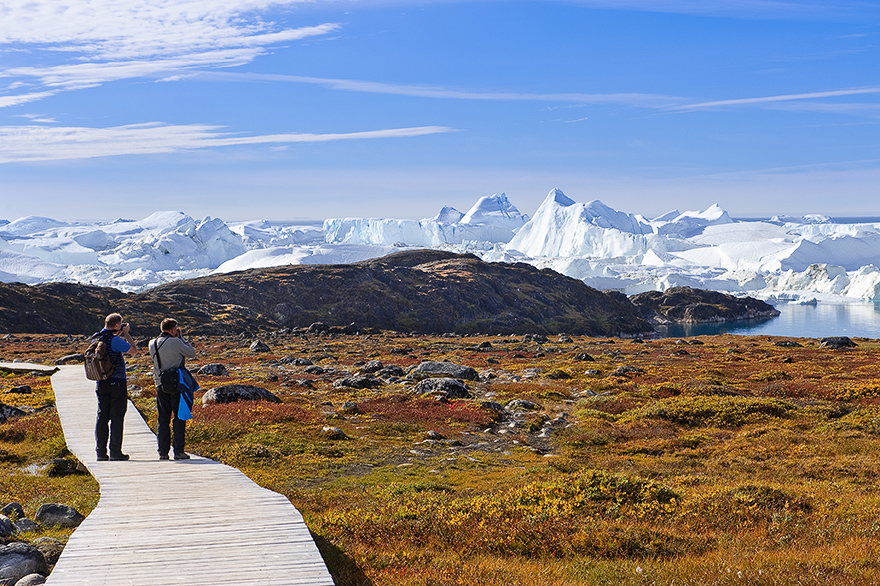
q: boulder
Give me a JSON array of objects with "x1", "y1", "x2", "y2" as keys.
[
  {"x1": 820, "y1": 336, "x2": 857, "y2": 349},
  {"x1": 408, "y1": 361, "x2": 479, "y2": 381},
  {"x1": 0, "y1": 403, "x2": 26, "y2": 421},
  {"x1": 412, "y1": 378, "x2": 472, "y2": 400},
  {"x1": 53, "y1": 354, "x2": 84, "y2": 365},
  {"x1": 280, "y1": 357, "x2": 312, "y2": 366},
  {"x1": 774, "y1": 340, "x2": 802, "y2": 348},
  {"x1": 332, "y1": 376, "x2": 382, "y2": 390},
  {"x1": 3, "y1": 386, "x2": 31, "y2": 395},
  {"x1": 304, "y1": 365, "x2": 325, "y2": 375},
  {"x1": 31, "y1": 539, "x2": 63, "y2": 567},
  {"x1": 34, "y1": 504, "x2": 83, "y2": 528},
  {"x1": 506, "y1": 399, "x2": 540, "y2": 411},
  {"x1": 14, "y1": 574, "x2": 47, "y2": 586},
  {"x1": 196, "y1": 363, "x2": 229, "y2": 376},
  {"x1": 47, "y1": 459, "x2": 84, "y2": 477},
  {"x1": 308, "y1": 322, "x2": 330, "y2": 334},
  {"x1": 0, "y1": 516, "x2": 11, "y2": 538},
  {"x1": 12, "y1": 519, "x2": 38, "y2": 534},
  {"x1": 249, "y1": 340, "x2": 270, "y2": 353},
  {"x1": 202, "y1": 385, "x2": 281, "y2": 405},
  {"x1": 522, "y1": 334, "x2": 548, "y2": 343},
  {"x1": 375, "y1": 365, "x2": 405, "y2": 379},
  {"x1": 0, "y1": 543, "x2": 48, "y2": 586},
  {"x1": 321, "y1": 426, "x2": 347, "y2": 440},
  {"x1": 0, "y1": 504, "x2": 24, "y2": 521},
  {"x1": 359, "y1": 360, "x2": 383, "y2": 374}
]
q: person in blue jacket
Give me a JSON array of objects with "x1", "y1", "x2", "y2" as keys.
[{"x1": 94, "y1": 313, "x2": 136, "y2": 461}]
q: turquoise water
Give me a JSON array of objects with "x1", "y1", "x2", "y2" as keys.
[{"x1": 654, "y1": 301, "x2": 880, "y2": 340}]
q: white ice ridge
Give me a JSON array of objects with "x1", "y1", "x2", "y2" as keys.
[{"x1": 5, "y1": 189, "x2": 880, "y2": 302}]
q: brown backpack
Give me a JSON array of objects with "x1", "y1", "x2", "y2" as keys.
[{"x1": 84, "y1": 332, "x2": 115, "y2": 381}]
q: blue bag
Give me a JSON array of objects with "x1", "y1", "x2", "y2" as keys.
[{"x1": 175, "y1": 367, "x2": 199, "y2": 421}]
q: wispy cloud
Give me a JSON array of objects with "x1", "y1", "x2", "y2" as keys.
[
  {"x1": 0, "y1": 123, "x2": 457, "y2": 163},
  {"x1": 677, "y1": 87, "x2": 880, "y2": 110},
  {"x1": 196, "y1": 71, "x2": 683, "y2": 108},
  {"x1": 0, "y1": 1, "x2": 340, "y2": 104}
]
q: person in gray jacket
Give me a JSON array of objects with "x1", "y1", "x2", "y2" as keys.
[{"x1": 149, "y1": 318, "x2": 196, "y2": 460}]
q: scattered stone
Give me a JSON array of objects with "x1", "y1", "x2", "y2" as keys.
[
  {"x1": 359, "y1": 360, "x2": 383, "y2": 374},
  {"x1": 197, "y1": 363, "x2": 229, "y2": 376},
  {"x1": 321, "y1": 426, "x2": 347, "y2": 440},
  {"x1": 4, "y1": 386, "x2": 31, "y2": 395},
  {"x1": 574, "y1": 353, "x2": 595, "y2": 361},
  {"x1": 820, "y1": 336, "x2": 857, "y2": 349},
  {"x1": 332, "y1": 375, "x2": 382, "y2": 390},
  {"x1": 47, "y1": 459, "x2": 85, "y2": 477},
  {"x1": 337, "y1": 402, "x2": 360, "y2": 415},
  {"x1": 291, "y1": 379, "x2": 314, "y2": 388},
  {"x1": 425, "y1": 430, "x2": 445, "y2": 440},
  {"x1": 0, "y1": 543, "x2": 48, "y2": 586},
  {"x1": 280, "y1": 357, "x2": 313, "y2": 366},
  {"x1": 773, "y1": 340, "x2": 803, "y2": 348},
  {"x1": 32, "y1": 539, "x2": 63, "y2": 567},
  {"x1": 15, "y1": 573, "x2": 47, "y2": 586},
  {"x1": 585, "y1": 369, "x2": 602, "y2": 375},
  {"x1": 249, "y1": 340, "x2": 271, "y2": 353},
  {"x1": 304, "y1": 365, "x2": 326, "y2": 375},
  {"x1": 0, "y1": 504, "x2": 24, "y2": 521},
  {"x1": 0, "y1": 403, "x2": 26, "y2": 422},
  {"x1": 34, "y1": 504, "x2": 83, "y2": 528},
  {"x1": 53, "y1": 354, "x2": 84, "y2": 365},
  {"x1": 0, "y1": 515, "x2": 11, "y2": 538},
  {"x1": 506, "y1": 399, "x2": 540, "y2": 411},
  {"x1": 558, "y1": 335, "x2": 573, "y2": 343},
  {"x1": 12, "y1": 519, "x2": 38, "y2": 534},
  {"x1": 375, "y1": 365, "x2": 405, "y2": 379},
  {"x1": 614, "y1": 365, "x2": 644, "y2": 376},
  {"x1": 308, "y1": 322, "x2": 330, "y2": 334},
  {"x1": 408, "y1": 361, "x2": 479, "y2": 381},
  {"x1": 672, "y1": 349, "x2": 690, "y2": 356},
  {"x1": 544, "y1": 369, "x2": 572, "y2": 380},
  {"x1": 390, "y1": 347, "x2": 412, "y2": 355},
  {"x1": 202, "y1": 384, "x2": 281, "y2": 405},
  {"x1": 412, "y1": 378, "x2": 472, "y2": 400}
]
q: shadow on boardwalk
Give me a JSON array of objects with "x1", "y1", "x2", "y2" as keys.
[{"x1": 40, "y1": 364, "x2": 335, "y2": 586}]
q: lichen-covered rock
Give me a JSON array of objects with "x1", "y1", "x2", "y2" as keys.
[
  {"x1": 249, "y1": 340, "x2": 270, "y2": 353},
  {"x1": 332, "y1": 375, "x2": 382, "y2": 390},
  {"x1": 408, "y1": 361, "x2": 479, "y2": 381},
  {"x1": 202, "y1": 385, "x2": 280, "y2": 405},
  {"x1": 0, "y1": 543, "x2": 48, "y2": 586},
  {"x1": 197, "y1": 363, "x2": 229, "y2": 376},
  {"x1": 34, "y1": 504, "x2": 83, "y2": 528},
  {"x1": 14, "y1": 573, "x2": 47, "y2": 586},
  {"x1": 411, "y1": 378, "x2": 472, "y2": 400}
]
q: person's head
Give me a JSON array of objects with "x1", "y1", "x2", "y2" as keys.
[
  {"x1": 160, "y1": 318, "x2": 178, "y2": 334},
  {"x1": 105, "y1": 313, "x2": 123, "y2": 330}
]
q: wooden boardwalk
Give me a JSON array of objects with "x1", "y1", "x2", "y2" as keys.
[{"x1": 24, "y1": 364, "x2": 335, "y2": 586}]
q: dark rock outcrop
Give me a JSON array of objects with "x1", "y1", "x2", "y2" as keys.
[
  {"x1": 411, "y1": 378, "x2": 472, "y2": 400},
  {"x1": 629, "y1": 287, "x2": 779, "y2": 325}
]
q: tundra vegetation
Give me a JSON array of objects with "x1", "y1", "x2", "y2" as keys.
[{"x1": 3, "y1": 331, "x2": 880, "y2": 585}]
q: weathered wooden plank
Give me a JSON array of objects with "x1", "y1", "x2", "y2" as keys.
[{"x1": 44, "y1": 365, "x2": 335, "y2": 586}]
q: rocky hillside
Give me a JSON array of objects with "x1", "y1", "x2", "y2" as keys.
[
  {"x1": 0, "y1": 251, "x2": 653, "y2": 337},
  {"x1": 629, "y1": 286, "x2": 780, "y2": 324}
]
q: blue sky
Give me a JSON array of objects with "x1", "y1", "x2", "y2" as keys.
[{"x1": 0, "y1": 0, "x2": 878, "y2": 221}]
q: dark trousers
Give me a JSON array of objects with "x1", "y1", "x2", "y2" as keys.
[
  {"x1": 156, "y1": 388, "x2": 186, "y2": 457},
  {"x1": 95, "y1": 379, "x2": 127, "y2": 457}
]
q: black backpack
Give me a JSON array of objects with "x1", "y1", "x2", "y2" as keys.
[{"x1": 84, "y1": 331, "x2": 115, "y2": 381}]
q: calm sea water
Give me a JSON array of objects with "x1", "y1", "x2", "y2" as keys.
[{"x1": 654, "y1": 301, "x2": 880, "y2": 340}]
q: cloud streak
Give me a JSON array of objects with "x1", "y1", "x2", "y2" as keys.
[
  {"x1": 0, "y1": 1, "x2": 340, "y2": 104},
  {"x1": 677, "y1": 87, "x2": 880, "y2": 110},
  {"x1": 0, "y1": 123, "x2": 456, "y2": 163}
]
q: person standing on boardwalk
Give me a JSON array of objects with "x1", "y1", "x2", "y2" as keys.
[
  {"x1": 94, "y1": 313, "x2": 136, "y2": 461},
  {"x1": 149, "y1": 318, "x2": 196, "y2": 460}
]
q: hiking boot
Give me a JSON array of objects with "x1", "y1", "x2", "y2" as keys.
[
  {"x1": 173, "y1": 453, "x2": 190, "y2": 460},
  {"x1": 159, "y1": 454, "x2": 170, "y2": 460},
  {"x1": 109, "y1": 453, "x2": 130, "y2": 461},
  {"x1": 96, "y1": 453, "x2": 109, "y2": 462}
]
